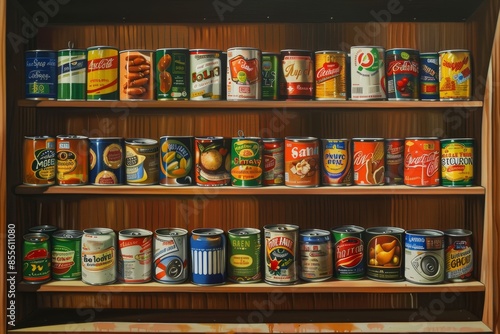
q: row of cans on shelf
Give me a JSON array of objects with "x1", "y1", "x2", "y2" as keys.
[
  {"x1": 23, "y1": 224, "x2": 473, "y2": 286},
  {"x1": 25, "y1": 46, "x2": 472, "y2": 101},
  {"x1": 23, "y1": 135, "x2": 474, "y2": 188}
]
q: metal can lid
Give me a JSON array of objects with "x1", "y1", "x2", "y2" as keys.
[
  {"x1": 352, "y1": 137, "x2": 384, "y2": 142},
  {"x1": 156, "y1": 48, "x2": 189, "y2": 52},
  {"x1": 300, "y1": 228, "x2": 330, "y2": 237},
  {"x1": 386, "y1": 48, "x2": 419, "y2": 53},
  {"x1": 405, "y1": 137, "x2": 440, "y2": 140},
  {"x1": 228, "y1": 228, "x2": 261, "y2": 236},
  {"x1": 227, "y1": 47, "x2": 261, "y2": 52},
  {"x1": 119, "y1": 49, "x2": 154, "y2": 53},
  {"x1": 366, "y1": 226, "x2": 405, "y2": 235},
  {"x1": 322, "y1": 138, "x2": 350, "y2": 142},
  {"x1": 24, "y1": 233, "x2": 50, "y2": 242},
  {"x1": 332, "y1": 225, "x2": 365, "y2": 234},
  {"x1": 405, "y1": 229, "x2": 444, "y2": 237},
  {"x1": 262, "y1": 52, "x2": 280, "y2": 56},
  {"x1": 195, "y1": 136, "x2": 224, "y2": 141},
  {"x1": 28, "y1": 225, "x2": 58, "y2": 233},
  {"x1": 285, "y1": 136, "x2": 318, "y2": 142},
  {"x1": 155, "y1": 228, "x2": 188, "y2": 237},
  {"x1": 443, "y1": 229, "x2": 472, "y2": 237},
  {"x1": 189, "y1": 49, "x2": 222, "y2": 53},
  {"x1": 58, "y1": 49, "x2": 87, "y2": 53},
  {"x1": 125, "y1": 138, "x2": 158, "y2": 146},
  {"x1": 191, "y1": 228, "x2": 225, "y2": 236},
  {"x1": 350, "y1": 46, "x2": 385, "y2": 50},
  {"x1": 420, "y1": 52, "x2": 439, "y2": 56},
  {"x1": 83, "y1": 227, "x2": 115, "y2": 235},
  {"x1": 281, "y1": 49, "x2": 313, "y2": 55},
  {"x1": 87, "y1": 46, "x2": 118, "y2": 51},
  {"x1": 24, "y1": 135, "x2": 54, "y2": 140},
  {"x1": 264, "y1": 224, "x2": 299, "y2": 232},
  {"x1": 438, "y1": 49, "x2": 470, "y2": 54},
  {"x1": 120, "y1": 228, "x2": 153, "y2": 237},
  {"x1": 53, "y1": 230, "x2": 84, "y2": 239},
  {"x1": 89, "y1": 137, "x2": 124, "y2": 141},
  {"x1": 315, "y1": 50, "x2": 347, "y2": 55},
  {"x1": 26, "y1": 50, "x2": 57, "y2": 53},
  {"x1": 57, "y1": 135, "x2": 89, "y2": 140},
  {"x1": 440, "y1": 138, "x2": 474, "y2": 142}
]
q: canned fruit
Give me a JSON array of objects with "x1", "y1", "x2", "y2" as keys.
[
  {"x1": 23, "y1": 136, "x2": 56, "y2": 186},
  {"x1": 195, "y1": 137, "x2": 231, "y2": 186},
  {"x1": 386, "y1": 49, "x2": 419, "y2": 100},
  {"x1": 284, "y1": 137, "x2": 320, "y2": 187},
  {"x1": 365, "y1": 227, "x2": 405, "y2": 281},
  {"x1": 160, "y1": 136, "x2": 193, "y2": 186}
]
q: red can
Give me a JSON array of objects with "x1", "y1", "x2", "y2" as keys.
[
  {"x1": 263, "y1": 138, "x2": 284, "y2": 186},
  {"x1": 284, "y1": 137, "x2": 320, "y2": 187},
  {"x1": 352, "y1": 138, "x2": 385, "y2": 186},
  {"x1": 404, "y1": 137, "x2": 440, "y2": 186},
  {"x1": 385, "y1": 139, "x2": 404, "y2": 185},
  {"x1": 280, "y1": 49, "x2": 314, "y2": 100}
]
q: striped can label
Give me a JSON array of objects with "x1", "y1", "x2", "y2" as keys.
[
  {"x1": 57, "y1": 49, "x2": 87, "y2": 101},
  {"x1": 87, "y1": 46, "x2": 119, "y2": 100},
  {"x1": 190, "y1": 228, "x2": 226, "y2": 285}
]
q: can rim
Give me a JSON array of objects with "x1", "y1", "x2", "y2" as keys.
[
  {"x1": 405, "y1": 137, "x2": 440, "y2": 140},
  {"x1": 321, "y1": 138, "x2": 350, "y2": 141},
  {"x1": 405, "y1": 229, "x2": 444, "y2": 237},
  {"x1": 89, "y1": 137, "x2": 124, "y2": 140},
  {"x1": 228, "y1": 228, "x2": 261, "y2": 235},
  {"x1": 262, "y1": 52, "x2": 280, "y2": 56},
  {"x1": 352, "y1": 137, "x2": 385, "y2": 141},
  {"x1": 160, "y1": 136, "x2": 194, "y2": 139},
  {"x1": 119, "y1": 228, "x2": 153, "y2": 237},
  {"x1": 299, "y1": 228, "x2": 330, "y2": 237},
  {"x1": 443, "y1": 228, "x2": 473, "y2": 237},
  {"x1": 440, "y1": 138, "x2": 474, "y2": 142},
  {"x1": 351, "y1": 46, "x2": 385, "y2": 49},
  {"x1": 119, "y1": 49, "x2": 154, "y2": 53},
  {"x1": 24, "y1": 135, "x2": 54, "y2": 140},
  {"x1": 365, "y1": 226, "x2": 405, "y2": 234},
  {"x1": 29, "y1": 225, "x2": 58, "y2": 232},
  {"x1": 26, "y1": 50, "x2": 57, "y2": 53},
  {"x1": 83, "y1": 227, "x2": 115, "y2": 235},
  {"x1": 58, "y1": 49, "x2": 87, "y2": 52},
  {"x1": 386, "y1": 48, "x2": 419, "y2": 52},
  {"x1": 438, "y1": 49, "x2": 471, "y2": 53},
  {"x1": 191, "y1": 228, "x2": 225, "y2": 236},
  {"x1": 24, "y1": 233, "x2": 50, "y2": 242},
  {"x1": 420, "y1": 52, "x2": 439, "y2": 56},
  {"x1": 156, "y1": 48, "x2": 189, "y2": 51},
  {"x1": 263, "y1": 224, "x2": 299, "y2": 231},
  {"x1": 227, "y1": 47, "x2": 261, "y2": 51},
  {"x1": 195, "y1": 136, "x2": 225, "y2": 140},
  {"x1": 332, "y1": 225, "x2": 365, "y2": 233},
  {"x1": 57, "y1": 135, "x2": 89, "y2": 140},
  {"x1": 125, "y1": 138, "x2": 158, "y2": 145},
  {"x1": 155, "y1": 228, "x2": 188, "y2": 236},
  {"x1": 53, "y1": 230, "x2": 84, "y2": 239},
  {"x1": 189, "y1": 49, "x2": 222, "y2": 53},
  {"x1": 315, "y1": 50, "x2": 347, "y2": 54},
  {"x1": 281, "y1": 49, "x2": 313, "y2": 53},
  {"x1": 285, "y1": 136, "x2": 318, "y2": 141},
  {"x1": 87, "y1": 46, "x2": 118, "y2": 50}
]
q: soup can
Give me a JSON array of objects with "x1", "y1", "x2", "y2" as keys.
[
  {"x1": 315, "y1": 50, "x2": 347, "y2": 100},
  {"x1": 57, "y1": 48, "x2": 87, "y2": 101},
  {"x1": 194, "y1": 137, "x2": 231, "y2": 186},
  {"x1": 352, "y1": 138, "x2": 385, "y2": 185},
  {"x1": 405, "y1": 229, "x2": 445, "y2": 284},
  {"x1": 125, "y1": 138, "x2": 159, "y2": 185},
  {"x1": 231, "y1": 136, "x2": 263, "y2": 187},
  {"x1": 385, "y1": 139, "x2": 404, "y2": 185},
  {"x1": 119, "y1": 50, "x2": 154, "y2": 101},
  {"x1": 261, "y1": 52, "x2": 279, "y2": 100},
  {"x1": 160, "y1": 136, "x2": 194, "y2": 186},
  {"x1": 190, "y1": 49, "x2": 222, "y2": 100},
  {"x1": 156, "y1": 48, "x2": 189, "y2": 100},
  {"x1": 81, "y1": 228, "x2": 117, "y2": 285},
  {"x1": 404, "y1": 137, "x2": 440, "y2": 187},
  {"x1": 25, "y1": 50, "x2": 57, "y2": 100},
  {"x1": 264, "y1": 224, "x2": 299, "y2": 285},
  {"x1": 51, "y1": 230, "x2": 83, "y2": 280},
  {"x1": 190, "y1": 228, "x2": 226, "y2": 286},
  {"x1": 299, "y1": 229, "x2": 333, "y2": 282},
  {"x1": 56, "y1": 135, "x2": 89, "y2": 186},
  {"x1": 263, "y1": 138, "x2": 284, "y2": 186},
  {"x1": 228, "y1": 228, "x2": 262, "y2": 283},
  {"x1": 350, "y1": 46, "x2": 386, "y2": 100},
  {"x1": 440, "y1": 138, "x2": 474, "y2": 187},
  {"x1": 29, "y1": 225, "x2": 58, "y2": 238},
  {"x1": 420, "y1": 52, "x2": 439, "y2": 101},
  {"x1": 332, "y1": 225, "x2": 365, "y2": 280},
  {"x1": 439, "y1": 49, "x2": 472, "y2": 101},
  {"x1": 227, "y1": 47, "x2": 261, "y2": 100},
  {"x1": 154, "y1": 228, "x2": 189, "y2": 284},
  {"x1": 284, "y1": 137, "x2": 320, "y2": 187},
  {"x1": 280, "y1": 49, "x2": 314, "y2": 100},
  {"x1": 23, "y1": 233, "x2": 51, "y2": 284},
  {"x1": 385, "y1": 48, "x2": 419, "y2": 100},
  {"x1": 444, "y1": 229, "x2": 473, "y2": 282},
  {"x1": 23, "y1": 136, "x2": 56, "y2": 186},
  {"x1": 321, "y1": 138, "x2": 353, "y2": 186},
  {"x1": 365, "y1": 227, "x2": 404, "y2": 281},
  {"x1": 87, "y1": 46, "x2": 119, "y2": 100},
  {"x1": 89, "y1": 137, "x2": 125, "y2": 185},
  {"x1": 118, "y1": 228, "x2": 153, "y2": 283}
]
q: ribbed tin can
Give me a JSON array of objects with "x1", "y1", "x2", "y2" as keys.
[
  {"x1": 440, "y1": 138, "x2": 474, "y2": 187},
  {"x1": 420, "y1": 52, "x2": 439, "y2": 101},
  {"x1": 57, "y1": 49, "x2": 86, "y2": 101},
  {"x1": 23, "y1": 136, "x2": 56, "y2": 186},
  {"x1": 263, "y1": 138, "x2": 284, "y2": 186},
  {"x1": 87, "y1": 46, "x2": 119, "y2": 100},
  {"x1": 350, "y1": 46, "x2": 386, "y2": 100},
  {"x1": 23, "y1": 233, "x2": 51, "y2": 284},
  {"x1": 228, "y1": 228, "x2": 262, "y2": 283},
  {"x1": 280, "y1": 49, "x2": 314, "y2": 100},
  {"x1": 365, "y1": 227, "x2": 404, "y2": 281},
  {"x1": 118, "y1": 228, "x2": 153, "y2": 283},
  {"x1": 89, "y1": 137, "x2": 125, "y2": 185},
  {"x1": 25, "y1": 50, "x2": 57, "y2": 100},
  {"x1": 81, "y1": 228, "x2": 117, "y2": 285},
  {"x1": 156, "y1": 48, "x2": 189, "y2": 100},
  {"x1": 264, "y1": 224, "x2": 299, "y2": 285},
  {"x1": 159, "y1": 136, "x2": 194, "y2": 186},
  {"x1": 154, "y1": 228, "x2": 189, "y2": 284},
  {"x1": 299, "y1": 229, "x2": 333, "y2": 282},
  {"x1": 315, "y1": 51, "x2": 347, "y2": 100},
  {"x1": 194, "y1": 137, "x2": 231, "y2": 186},
  {"x1": 56, "y1": 135, "x2": 89, "y2": 186},
  {"x1": 332, "y1": 225, "x2": 365, "y2": 280},
  {"x1": 190, "y1": 228, "x2": 226, "y2": 285},
  {"x1": 384, "y1": 139, "x2": 404, "y2": 185},
  {"x1": 231, "y1": 136, "x2": 263, "y2": 187},
  {"x1": 385, "y1": 48, "x2": 419, "y2": 100},
  {"x1": 190, "y1": 49, "x2": 222, "y2": 100},
  {"x1": 439, "y1": 49, "x2": 472, "y2": 101},
  {"x1": 444, "y1": 229, "x2": 473, "y2": 282},
  {"x1": 51, "y1": 230, "x2": 83, "y2": 280},
  {"x1": 261, "y1": 52, "x2": 279, "y2": 100},
  {"x1": 352, "y1": 138, "x2": 385, "y2": 185},
  {"x1": 284, "y1": 137, "x2": 320, "y2": 187},
  {"x1": 227, "y1": 47, "x2": 261, "y2": 100},
  {"x1": 405, "y1": 229, "x2": 445, "y2": 284},
  {"x1": 404, "y1": 137, "x2": 440, "y2": 187},
  {"x1": 119, "y1": 50, "x2": 154, "y2": 101},
  {"x1": 321, "y1": 138, "x2": 353, "y2": 186},
  {"x1": 125, "y1": 138, "x2": 159, "y2": 185}
]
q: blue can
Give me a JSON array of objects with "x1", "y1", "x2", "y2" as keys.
[
  {"x1": 385, "y1": 48, "x2": 420, "y2": 100},
  {"x1": 25, "y1": 50, "x2": 57, "y2": 100},
  {"x1": 190, "y1": 228, "x2": 226, "y2": 285},
  {"x1": 89, "y1": 137, "x2": 125, "y2": 185},
  {"x1": 299, "y1": 229, "x2": 333, "y2": 282},
  {"x1": 420, "y1": 52, "x2": 439, "y2": 100}
]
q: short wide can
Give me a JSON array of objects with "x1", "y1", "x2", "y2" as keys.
[
  {"x1": 405, "y1": 229, "x2": 445, "y2": 284},
  {"x1": 228, "y1": 228, "x2": 262, "y2": 283},
  {"x1": 365, "y1": 227, "x2": 404, "y2": 281},
  {"x1": 23, "y1": 136, "x2": 56, "y2": 186}
]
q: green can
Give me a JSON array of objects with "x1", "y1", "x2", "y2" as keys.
[
  {"x1": 51, "y1": 230, "x2": 83, "y2": 280},
  {"x1": 57, "y1": 49, "x2": 87, "y2": 100},
  {"x1": 441, "y1": 138, "x2": 474, "y2": 187},
  {"x1": 228, "y1": 228, "x2": 262, "y2": 283},
  {"x1": 23, "y1": 233, "x2": 51, "y2": 284},
  {"x1": 231, "y1": 136, "x2": 263, "y2": 187},
  {"x1": 332, "y1": 225, "x2": 365, "y2": 280},
  {"x1": 155, "y1": 48, "x2": 189, "y2": 100},
  {"x1": 262, "y1": 52, "x2": 279, "y2": 100}
]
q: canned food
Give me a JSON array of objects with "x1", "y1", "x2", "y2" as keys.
[
  {"x1": 384, "y1": 139, "x2": 404, "y2": 185},
  {"x1": 439, "y1": 49, "x2": 472, "y2": 101},
  {"x1": 420, "y1": 52, "x2": 439, "y2": 101},
  {"x1": 23, "y1": 136, "x2": 56, "y2": 186},
  {"x1": 119, "y1": 50, "x2": 154, "y2": 101},
  {"x1": 231, "y1": 136, "x2": 263, "y2": 187},
  {"x1": 227, "y1": 47, "x2": 261, "y2": 100},
  {"x1": 57, "y1": 49, "x2": 86, "y2": 101},
  {"x1": 25, "y1": 50, "x2": 57, "y2": 100},
  {"x1": 444, "y1": 229, "x2": 473, "y2": 282},
  {"x1": 155, "y1": 48, "x2": 189, "y2": 100},
  {"x1": 284, "y1": 137, "x2": 320, "y2": 187},
  {"x1": 405, "y1": 229, "x2": 445, "y2": 284},
  {"x1": 159, "y1": 136, "x2": 194, "y2": 186},
  {"x1": 228, "y1": 228, "x2": 262, "y2": 283},
  {"x1": 299, "y1": 229, "x2": 333, "y2": 282},
  {"x1": 280, "y1": 49, "x2": 314, "y2": 100},
  {"x1": 125, "y1": 138, "x2": 159, "y2": 185},
  {"x1": 29, "y1": 225, "x2": 58, "y2": 237},
  {"x1": 352, "y1": 138, "x2": 385, "y2": 185},
  {"x1": 350, "y1": 46, "x2": 386, "y2": 100},
  {"x1": 81, "y1": 228, "x2": 117, "y2": 285},
  {"x1": 440, "y1": 138, "x2": 474, "y2": 187},
  {"x1": 332, "y1": 225, "x2": 365, "y2": 280},
  {"x1": 56, "y1": 135, "x2": 89, "y2": 186},
  {"x1": 89, "y1": 137, "x2": 125, "y2": 185},
  {"x1": 261, "y1": 52, "x2": 279, "y2": 100},
  {"x1": 51, "y1": 230, "x2": 83, "y2": 280},
  {"x1": 321, "y1": 138, "x2": 353, "y2": 186},
  {"x1": 263, "y1": 138, "x2": 284, "y2": 186},
  {"x1": 315, "y1": 51, "x2": 347, "y2": 100},
  {"x1": 190, "y1": 228, "x2": 226, "y2": 285},
  {"x1": 154, "y1": 228, "x2": 189, "y2": 284},
  {"x1": 365, "y1": 227, "x2": 404, "y2": 281},
  {"x1": 404, "y1": 137, "x2": 440, "y2": 187},
  {"x1": 87, "y1": 46, "x2": 119, "y2": 100},
  {"x1": 264, "y1": 224, "x2": 299, "y2": 285},
  {"x1": 118, "y1": 228, "x2": 153, "y2": 283},
  {"x1": 190, "y1": 49, "x2": 222, "y2": 100},
  {"x1": 194, "y1": 137, "x2": 231, "y2": 186},
  {"x1": 23, "y1": 233, "x2": 51, "y2": 284},
  {"x1": 386, "y1": 48, "x2": 419, "y2": 100}
]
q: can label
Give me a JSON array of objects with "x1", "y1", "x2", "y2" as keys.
[
  {"x1": 264, "y1": 224, "x2": 298, "y2": 285},
  {"x1": 385, "y1": 139, "x2": 404, "y2": 185},
  {"x1": 441, "y1": 139, "x2": 474, "y2": 187},
  {"x1": 87, "y1": 47, "x2": 118, "y2": 100},
  {"x1": 262, "y1": 53, "x2": 279, "y2": 100},
  {"x1": 51, "y1": 230, "x2": 83, "y2": 280},
  {"x1": 231, "y1": 137, "x2": 263, "y2": 187},
  {"x1": 332, "y1": 226, "x2": 365, "y2": 280},
  {"x1": 322, "y1": 139, "x2": 352, "y2": 186},
  {"x1": 194, "y1": 137, "x2": 231, "y2": 186},
  {"x1": 228, "y1": 228, "x2": 261, "y2": 283},
  {"x1": 280, "y1": 50, "x2": 314, "y2": 99},
  {"x1": 89, "y1": 138, "x2": 125, "y2": 185},
  {"x1": 353, "y1": 139, "x2": 385, "y2": 185},
  {"x1": 315, "y1": 51, "x2": 347, "y2": 100},
  {"x1": 154, "y1": 228, "x2": 189, "y2": 284},
  {"x1": 118, "y1": 229, "x2": 152, "y2": 283},
  {"x1": 263, "y1": 139, "x2": 284, "y2": 186},
  {"x1": 366, "y1": 227, "x2": 404, "y2": 281},
  {"x1": 227, "y1": 48, "x2": 261, "y2": 100},
  {"x1": 119, "y1": 50, "x2": 154, "y2": 101},
  {"x1": 160, "y1": 136, "x2": 193, "y2": 186},
  {"x1": 350, "y1": 46, "x2": 386, "y2": 100},
  {"x1": 125, "y1": 139, "x2": 159, "y2": 185},
  {"x1": 156, "y1": 48, "x2": 189, "y2": 100},
  {"x1": 58, "y1": 49, "x2": 86, "y2": 101},
  {"x1": 404, "y1": 138, "x2": 440, "y2": 186},
  {"x1": 56, "y1": 135, "x2": 89, "y2": 185},
  {"x1": 82, "y1": 228, "x2": 116, "y2": 285},
  {"x1": 284, "y1": 137, "x2": 320, "y2": 187},
  {"x1": 405, "y1": 230, "x2": 445, "y2": 284},
  {"x1": 190, "y1": 49, "x2": 222, "y2": 100},
  {"x1": 23, "y1": 233, "x2": 51, "y2": 284},
  {"x1": 439, "y1": 50, "x2": 472, "y2": 100},
  {"x1": 386, "y1": 49, "x2": 419, "y2": 100},
  {"x1": 444, "y1": 229, "x2": 473, "y2": 282},
  {"x1": 420, "y1": 53, "x2": 439, "y2": 100},
  {"x1": 299, "y1": 229, "x2": 333, "y2": 281},
  {"x1": 23, "y1": 136, "x2": 56, "y2": 186},
  {"x1": 190, "y1": 229, "x2": 226, "y2": 285},
  {"x1": 25, "y1": 50, "x2": 57, "y2": 100}
]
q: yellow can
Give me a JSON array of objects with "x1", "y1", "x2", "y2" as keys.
[
  {"x1": 438, "y1": 49, "x2": 472, "y2": 101},
  {"x1": 315, "y1": 51, "x2": 347, "y2": 100},
  {"x1": 87, "y1": 46, "x2": 119, "y2": 100}
]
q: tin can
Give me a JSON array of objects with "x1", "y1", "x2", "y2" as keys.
[
  {"x1": 365, "y1": 227, "x2": 405, "y2": 281},
  {"x1": 315, "y1": 51, "x2": 347, "y2": 100},
  {"x1": 263, "y1": 138, "x2": 284, "y2": 186},
  {"x1": 299, "y1": 229, "x2": 333, "y2": 282},
  {"x1": 261, "y1": 52, "x2": 279, "y2": 100},
  {"x1": 154, "y1": 228, "x2": 189, "y2": 284},
  {"x1": 25, "y1": 50, "x2": 57, "y2": 100},
  {"x1": 284, "y1": 137, "x2": 320, "y2": 187},
  {"x1": 321, "y1": 138, "x2": 353, "y2": 186},
  {"x1": 125, "y1": 138, "x2": 159, "y2": 185},
  {"x1": 118, "y1": 228, "x2": 153, "y2": 283},
  {"x1": 280, "y1": 49, "x2": 314, "y2": 100},
  {"x1": 160, "y1": 136, "x2": 194, "y2": 186},
  {"x1": 332, "y1": 225, "x2": 365, "y2": 280},
  {"x1": 444, "y1": 229, "x2": 473, "y2": 282},
  {"x1": 231, "y1": 136, "x2": 263, "y2": 187},
  {"x1": 119, "y1": 50, "x2": 154, "y2": 101},
  {"x1": 56, "y1": 135, "x2": 89, "y2": 186},
  {"x1": 190, "y1": 49, "x2": 222, "y2": 100},
  {"x1": 89, "y1": 137, "x2": 125, "y2": 185},
  {"x1": 439, "y1": 49, "x2": 472, "y2": 101},
  {"x1": 352, "y1": 138, "x2": 385, "y2": 185},
  {"x1": 29, "y1": 225, "x2": 58, "y2": 237},
  {"x1": 194, "y1": 137, "x2": 231, "y2": 186},
  {"x1": 440, "y1": 138, "x2": 474, "y2": 187},
  {"x1": 87, "y1": 46, "x2": 119, "y2": 100},
  {"x1": 156, "y1": 48, "x2": 189, "y2": 100},
  {"x1": 190, "y1": 228, "x2": 226, "y2": 286},
  {"x1": 386, "y1": 48, "x2": 419, "y2": 100},
  {"x1": 227, "y1": 47, "x2": 261, "y2": 100},
  {"x1": 420, "y1": 52, "x2": 439, "y2": 101},
  {"x1": 228, "y1": 228, "x2": 262, "y2": 283},
  {"x1": 81, "y1": 228, "x2": 117, "y2": 285},
  {"x1": 405, "y1": 229, "x2": 445, "y2": 284},
  {"x1": 221, "y1": 52, "x2": 227, "y2": 100},
  {"x1": 23, "y1": 136, "x2": 56, "y2": 186},
  {"x1": 57, "y1": 49, "x2": 86, "y2": 101},
  {"x1": 404, "y1": 137, "x2": 440, "y2": 187},
  {"x1": 264, "y1": 224, "x2": 299, "y2": 285},
  {"x1": 23, "y1": 233, "x2": 51, "y2": 284},
  {"x1": 385, "y1": 139, "x2": 404, "y2": 185},
  {"x1": 350, "y1": 46, "x2": 386, "y2": 100},
  {"x1": 51, "y1": 230, "x2": 83, "y2": 280}
]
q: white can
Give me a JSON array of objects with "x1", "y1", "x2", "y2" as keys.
[
  {"x1": 189, "y1": 49, "x2": 222, "y2": 100},
  {"x1": 81, "y1": 228, "x2": 117, "y2": 285},
  {"x1": 227, "y1": 47, "x2": 261, "y2": 100},
  {"x1": 405, "y1": 229, "x2": 445, "y2": 284},
  {"x1": 118, "y1": 228, "x2": 153, "y2": 283},
  {"x1": 350, "y1": 46, "x2": 386, "y2": 100}
]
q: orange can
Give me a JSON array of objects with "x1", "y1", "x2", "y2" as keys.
[
  {"x1": 404, "y1": 137, "x2": 440, "y2": 186},
  {"x1": 352, "y1": 138, "x2": 385, "y2": 186},
  {"x1": 56, "y1": 135, "x2": 89, "y2": 185},
  {"x1": 284, "y1": 137, "x2": 319, "y2": 187},
  {"x1": 23, "y1": 136, "x2": 56, "y2": 186}
]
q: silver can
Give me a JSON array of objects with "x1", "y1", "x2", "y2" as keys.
[
  {"x1": 350, "y1": 46, "x2": 386, "y2": 100},
  {"x1": 190, "y1": 49, "x2": 222, "y2": 100},
  {"x1": 299, "y1": 229, "x2": 333, "y2": 282},
  {"x1": 153, "y1": 228, "x2": 189, "y2": 284},
  {"x1": 405, "y1": 229, "x2": 445, "y2": 284},
  {"x1": 118, "y1": 228, "x2": 153, "y2": 283},
  {"x1": 264, "y1": 224, "x2": 299, "y2": 285},
  {"x1": 81, "y1": 228, "x2": 117, "y2": 285},
  {"x1": 227, "y1": 47, "x2": 261, "y2": 100}
]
